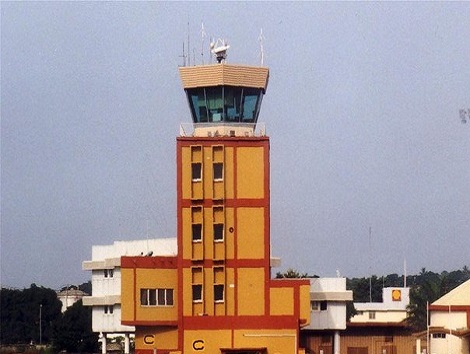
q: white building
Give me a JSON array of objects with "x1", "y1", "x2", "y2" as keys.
[
  {"x1": 57, "y1": 288, "x2": 88, "y2": 313},
  {"x1": 302, "y1": 277, "x2": 353, "y2": 354},
  {"x1": 426, "y1": 279, "x2": 470, "y2": 354},
  {"x1": 82, "y1": 238, "x2": 177, "y2": 354},
  {"x1": 350, "y1": 287, "x2": 410, "y2": 324}
]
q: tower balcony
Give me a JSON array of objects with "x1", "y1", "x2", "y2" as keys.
[{"x1": 179, "y1": 122, "x2": 266, "y2": 138}]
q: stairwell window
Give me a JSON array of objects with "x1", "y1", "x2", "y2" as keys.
[
  {"x1": 213, "y1": 163, "x2": 223, "y2": 181},
  {"x1": 214, "y1": 284, "x2": 224, "y2": 303},
  {"x1": 192, "y1": 223, "x2": 202, "y2": 242},
  {"x1": 192, "y1": 163, "x2": 202, "y2": 181},
  {"x1": 192, "y1": 284, "x2": 203, "y2": 302},
  {"x1": 213, "y1": 223, "x2": 224, "y2": 242}
]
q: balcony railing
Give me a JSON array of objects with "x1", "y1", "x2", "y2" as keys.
[{"x1": 179, "y1": 122, "x2": 267, "y2": 138}]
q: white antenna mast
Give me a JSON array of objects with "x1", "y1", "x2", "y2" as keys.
[
  {"x1": 258, "y1": 28, "x2": 265, "y2": 65},
  {"x1": 201, "y1": 22, "x2": 206, "y2": 64},
  {"x1": 187, "y1": 22, "x2": 190, "y2": 66}
]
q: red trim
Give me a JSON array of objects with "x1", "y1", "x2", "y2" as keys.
[
  {"x1": 270, "y1": 279, "x2": 310, "y2": 287},
  {"x1": 177, "y1": 136, "x2": 269, "y2": 146},
  {"x1": 183, "y1": 315, "x2": 299, "y2": 329},
  {"x1": 176, "y1": 140, "x2": 184, "y2": 351},
  {"x1": 122, "y1": 320, "x2": 178, "y2": 326},
  {"x1": 264, "y1": 140, "x2": 270, "y2": 316},
  {"x1": 429, "y1": 305, "x2": 470, "y2": 312},
  {"x1": 135, "y1": 350, "x2": 173, "y2": 354},
  {"x1": 182, "y1": 259, "x2": 266, "y2": 268},
  {"x1": 121, "y1": 256, "x2": 177, "y2": 269},
  {"x1": 133, "y1": 267, "x2": 137, "y2": 323},
  {"x1": 233, "y1": 147, "x2": 238, "y2": 317},
  {"x1": 180, "y1": 198, "x2": 268, "y2": 208},
  {"x1": 347, "y1": 321, "x2": 409, "y2": 328}
]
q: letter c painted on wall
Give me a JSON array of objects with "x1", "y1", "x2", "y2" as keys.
[
  {"x1": 144, "y1": 335, "x2": 155, "y2": 345},
  {"x1": 193, "y1": 340, "x2": 204, "y2": 351}
]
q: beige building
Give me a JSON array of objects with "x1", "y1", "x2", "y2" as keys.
[
  {"x1": 423, "y1": 279, "x2": 470, "y2": 354},
  {"x1": 350, "y1": 287, "x2": 410, "y2": 324}
]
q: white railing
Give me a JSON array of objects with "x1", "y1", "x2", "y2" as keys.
[{"x1": 179, "y1": 122, "x2": 267, "y2": 137}]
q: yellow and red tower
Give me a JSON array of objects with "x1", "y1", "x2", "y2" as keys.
[{"x1": 121, "y1": 49, "x2": 310, "y2": 354}]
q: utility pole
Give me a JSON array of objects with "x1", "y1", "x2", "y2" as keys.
[{"x1": 39, "y1": 304, "x2": 42, "y2": 345}]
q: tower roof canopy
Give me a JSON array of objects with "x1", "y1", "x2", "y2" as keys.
[{"x1": 179, "y1": 63, "x2": 269, "y2": 92}]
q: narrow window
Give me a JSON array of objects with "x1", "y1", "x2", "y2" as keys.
[
  {"x1": 320, "y1": 301, "x2": 328, "y2": 311},
  {"x1": 166, "y1": 289, "x2": 174, "y2": 306},
  {"x1": 214, "y1": 284, "x2": 224, "y2": 302},
  {"x1": 369, "y1": 311, "x2": 376, "y2": 320},
  {"x1": 213, "y1": 223, "x2": 224, "y2": 241},
  {"x1": 149, "y1": 289, "x2": 157, "y2": 306},
  {"x1": 192, "y1": 224, "x2": 202, "y2": 242},
  {"x1": 140, "y1": 289, "x2": 149, "y2": 306},
  {"x1": 192, "y1": 163, "x2": 202, "y2": 181},
  {"x1": 109, "y1": 269, "x2": 114, "y2": 278},
  {"x1": 213, "y1": 163, "x2": 223, "y2": 181},
  {"x1": 192, "y1": 284, "x2": 203, "y2": 302},
  {"x1": 104, "y1": 269, "x2": 108, "y2": 278}
]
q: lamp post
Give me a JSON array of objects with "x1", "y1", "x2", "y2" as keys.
[{"x1": 39, "y1": 304, "x2": 42, "y2": 345}]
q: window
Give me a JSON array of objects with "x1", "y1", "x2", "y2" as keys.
[
  {"x1": 104, "y1": 269, "x2": 114, "y2": 278},
  {"x1": 213, "y1": 223, "x2": 224, "y2": 241},
  {"x1": 369, "y1": 311, "x2": 376, "y2": 320},
  {"x1": 311, "y1": 301, "x2": 320, "y2": 311},
  {"x1": 214, "y1": 284, "x2": 224, "y2": 302},
  {"x1": 192, "y1": 163, "x2": 202, "y2": 181},
  {"x1": 192, "y1": 284, "x2": 203, "y2": 302},
  {"x1": 140, "y1": 288, "x2": 174, "y2": 306},
  {"x1": 213, "y1": 163, "x2": 223, "y2": 181},
  {"x1": 311, "y1": 301, "x2": 327, "y2": 311},
  {"x1": 192, "y1": 223, "x2": 202, "y2": 242},
  {"x1": 104, "y1": 305, "x2": 113, "y2": 314},
  {"x1": 432, "y1": 333, "x2": 446, "y2": 339}
]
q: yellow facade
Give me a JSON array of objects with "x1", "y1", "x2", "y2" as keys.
[{"x1": 120, "y1": 61, "x2": 311, "y2": 354}]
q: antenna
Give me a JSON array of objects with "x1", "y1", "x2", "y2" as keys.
[
  {"x1": 258, "y1": 28, "x2": 265, "y2": 65},
  {"x1": 369, "y1": 226, "x2": 372, "y2": 302},
  {"x1": 404, "y1": 258, "x2": 407, "y2": 287},
  {"x1": 187, "y1": 22, "x2": 190, "y2": 66},
  {"x1": 201, "y1": 22, "x2": 206, "y2": 65},
  {"x1": 459, "y1": 108, "x2": 469, "y2": 124},
  {"x1": 179, "y1": 41, "x2": 186, "y2": 66}
]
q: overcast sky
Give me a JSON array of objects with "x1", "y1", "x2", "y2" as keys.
[{"x1": 2, "y1": 2, "x2": 469, "y2": 290}]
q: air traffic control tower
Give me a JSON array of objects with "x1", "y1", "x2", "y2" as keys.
[{"x1": 121, "y1": 44, "x2": 311, "y2": 354}]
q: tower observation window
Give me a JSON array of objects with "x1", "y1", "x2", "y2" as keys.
[{"x1": 186, "y1": 86, "x2": 263, "y2": 124}]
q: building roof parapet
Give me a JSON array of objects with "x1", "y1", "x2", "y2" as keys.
[{"x1": 310, "y1": 290, "x2": 353, "y2": 301}]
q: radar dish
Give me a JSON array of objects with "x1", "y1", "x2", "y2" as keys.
[{"x1": 210, "y1": 38, "x2": 230, "y2": 63}]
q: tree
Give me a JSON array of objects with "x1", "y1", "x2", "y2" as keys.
[
  {"x1": 52, "y1": 300, "x2": 98, "y2": 353},
  {"x1": 0, "y1": 284, "x2": 62, "y2": 344},
  {"x1": 275, "y1": 268, "x2": 309, "y2": 279}
]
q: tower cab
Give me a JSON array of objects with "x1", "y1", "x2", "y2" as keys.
[{"x1": 179, "y1": 46, "x2": 269, "y2": 137}]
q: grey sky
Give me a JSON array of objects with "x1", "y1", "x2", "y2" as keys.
[{"x1": 1, "y1": 2, "x2": 469, "y2": 289}]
